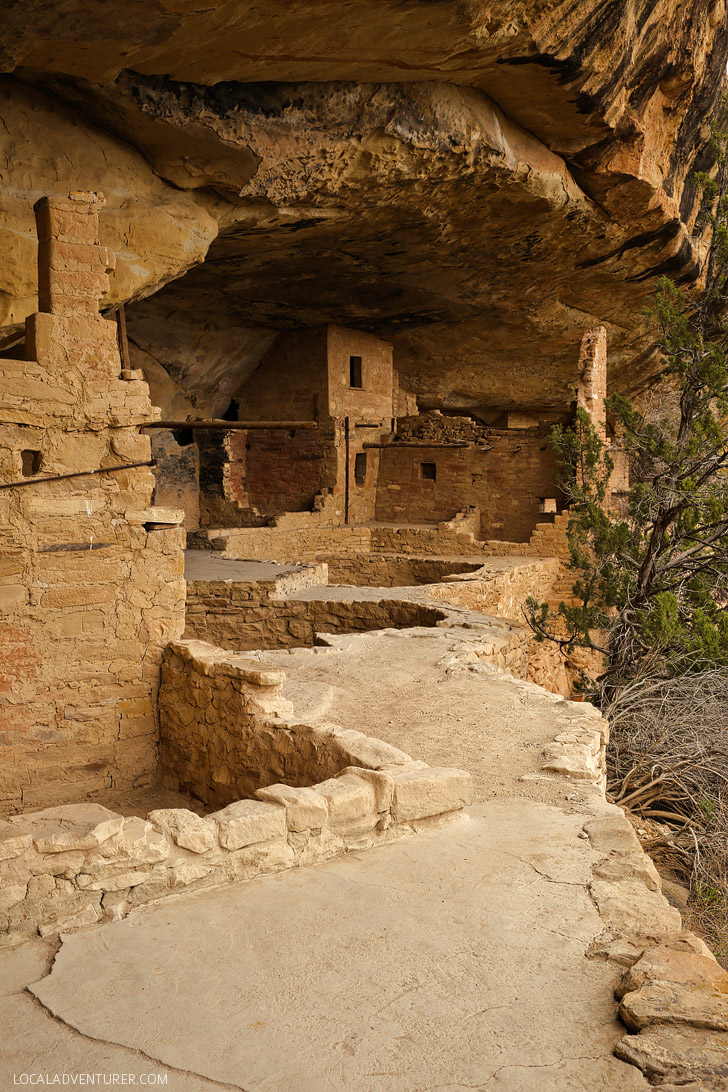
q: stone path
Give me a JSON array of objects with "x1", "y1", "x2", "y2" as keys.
[
  {"x1": 21, "y1": 801, "x2": 647, "y2": 1092},
  {"x1": 0, "y1": 626, "x2": 688, "y2": 1091}
]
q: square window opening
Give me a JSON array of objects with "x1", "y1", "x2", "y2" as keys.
[
  {"x1": 420, "y1": 462, "x2": 437, "y2": 481},
  {"x1": 354, "y1": 452, "x2": 367, "y2": 486},
  {"x1": 21, "y1": 450, "x2": 41, "y2": 477},
  {"x1": 349, "y1": 355, "x2": 363, "y2": 389}
]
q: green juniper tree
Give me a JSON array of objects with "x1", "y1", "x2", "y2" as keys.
[{"x1": 527, "y1": 101, "x2": 728, "y2": 700}]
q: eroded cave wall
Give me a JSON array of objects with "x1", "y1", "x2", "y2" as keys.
[{"x1": 1, "y1": 0, "x2": 726, "y2": 429}]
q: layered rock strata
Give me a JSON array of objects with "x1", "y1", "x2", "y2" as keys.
[{"x1": 0, "y1": 3, "x2": 724, "y2": 414}]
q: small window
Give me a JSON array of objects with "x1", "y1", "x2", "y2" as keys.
[
  {"x1": 354, "y1": 452, "x2": 367, "y2": 486},
  {"x1": 21, "y1": 450, "x2": 41, "y2": 477},
  {"x1": 420, "y1": 462, "x2": 436, "y2": 481},
  {"x1": 349, "y1": 355, "x2": 363, "y2": 388}
]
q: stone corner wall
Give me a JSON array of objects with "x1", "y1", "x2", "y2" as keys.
[
  {"x1": 158, "y1": 637, "x2": 472, "y2": 814},
  {"x1": 0, "y1": 191, "x2": 186, "y2": 816},
  {"x1": 0, "y1": 637, "x2": 473, "y2": 939}
]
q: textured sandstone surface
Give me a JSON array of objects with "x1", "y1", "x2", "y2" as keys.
[
  {"x1": 0, "y1": 3, "x2": 725, "y2": 412},
  {"x1": 4, "y1": 636, "x2": 719, "y2": 1092}
]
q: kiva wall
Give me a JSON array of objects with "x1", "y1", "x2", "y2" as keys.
[{"x1": 0, "y1": 193, "x2": 185, "y2": 817}]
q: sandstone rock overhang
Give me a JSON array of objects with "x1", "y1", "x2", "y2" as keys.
[{"x1": 0, "y1": 1, "x2": 726, "y2": 413}]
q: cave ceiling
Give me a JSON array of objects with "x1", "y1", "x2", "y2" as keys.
[{"x1": 1, "y1": 0, "x2": 727, "y2": 415}]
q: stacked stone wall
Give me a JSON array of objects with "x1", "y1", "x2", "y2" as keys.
[
  {"x1": 325, "y1": 554, "x2": 483, "y2": 587},
  {"x1": 238, "y1": 426, "x2": 337, "y2": 516},
  {"x1": 184, "y1": 583, "x2": 448, "y2": 651},
  {"x1": 377, "y1": 413, "x2": 561, "y2": 540},
  {"x1": 0, "y1": 638, "x2": 472, "y2": 938},
  {"x1": 430, "y1": 557, "x2": 559, "y2": 620},
  {"x1": 0, "y1": 193, "x2": 185, "y2": 816}
]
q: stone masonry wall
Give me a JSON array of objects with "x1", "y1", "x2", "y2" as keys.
[
  {"x1": 324, "y1": 555, "x2": 484, "y2": 587},
  {"x1": 0, "y1": 638, "x2": 472, "y2": 938},
  {"x1": 0, "y1": 193, "x2": 185, "y2": 816},
  {"x1": 430, "y1": 557, "x2": 559, "y2": 620},
  {"x1": 376, "y1": 413, "x2": 561, "y2": 541},
  {"x1": 193, "y1": 513, "x2": 571, "y2": 564},
  {"x1": 184, "y1": 583, "x2": 448, "y2": 651},
  {"x1": 237, "y1": 426, "x2": 338, "y2": 517}
]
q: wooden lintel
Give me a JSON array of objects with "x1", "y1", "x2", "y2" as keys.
[{"x1": 362, "y1": 440, "x2": 471, "y2": 450}]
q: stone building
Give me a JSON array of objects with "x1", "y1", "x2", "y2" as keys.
[
  {"x1": 191, "y1": 324, "x2": 411, "y2": 528},
  {"x1": 155, "y1": 324, "x2": 592, "y2": 541},
  {"x1": 0, "y1": 193, "x2": 186, "y2": 816},
  {"x1": 0, "y1": 192, "x2": 626, "y2": 941}
]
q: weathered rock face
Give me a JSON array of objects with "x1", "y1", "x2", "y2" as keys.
[{"x1": 0, "y1": 1, "x2": 726, "y2": 412}]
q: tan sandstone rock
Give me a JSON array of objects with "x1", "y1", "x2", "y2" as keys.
[
  {"x1": 0, "y1": 819, "x2": 32, "y2": 861},
  {"x1": 210, "y1": 800, "x2": 286, "y2": 850},
  {"x1": 391, "y1": 767, "x2": 473, "y2": 823},
  {"x1": 255, "y1": 785, "x2": 328, "y2": 833},
  {"x1": 10, "y1": 805, "x2": 124, "y2": 853},
  {"x1": 147, "y1": 809, "x2": 217, "y2": 855}
]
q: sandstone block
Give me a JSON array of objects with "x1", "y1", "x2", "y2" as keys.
[
  {"x1": 583, "y1": 814, "x2": 643, "y2": 857},
  {"x1": 0, "y1": 584, "x2": 26, "y2": 613},
  {"x1": 11, "y1": 804, "x2": 123, "y2": 853},
  {"x1": 336, "y1": 733, "x2": 413, "y2": 770},
  {"x1": 620, "y1": 980, "x2": 728, "y2": 1033},
  {"x1": 255, "y1": 785, "x2": 328, "y2": 832},
  {"x1": 223, "y1": 839, "x2": 295, "y2": 881},
  {"x1": 147, "y1": 809, "x2": 217, "y2": 854},
  {"x1": 82, "y1": 869, "x2": 157, "y2": 893},
  {"x1": 38, "y1": 901, "x2": 101, "y2": 938},
  {"x1": 342, "y1": 767, "x2": 394, "y2": 812},
  {"x1": 0, "y1": 819, "x2": 32, "y2": 861},
  {"x1": 391, "y1": 767, "x2": 473, "y2": 823},
  {"x1": 313, "y1": 773, "x2": 377, "y2": 832},
  {"x1": 589, "y1": 879, "x2": 683, "y2": 936},
  {"x1": 592, "y1": 853, "x2": 661, "y2": 893},
  {"x1": 617, "y1": 948, "x2": 728, "y2": 1001},
  {"x1": 0, "y1": 883, "x2": 27, "y2": 913},
  {"x1": 95, "y1": 816, "x2": 170, "y2": 865},
  {"x1": 211, "y1": 800, "x2": 286, "y2": 849},
  {"x1": 615, "y1": 1024, "x2": 728, "y2": 1087},
  {"x1": 168, "y1": 861, "x2": 213, "y2": 888}
]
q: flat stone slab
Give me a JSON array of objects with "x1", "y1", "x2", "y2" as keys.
[
  {"x1": 28, "y1": 800, "x2": 648, "y2": 1092},
  {"x1": 9, "y1": 804, "x2": 123, "y2": 853}
]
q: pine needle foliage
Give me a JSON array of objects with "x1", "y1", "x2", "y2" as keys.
[{"x1": 526, "y1": 100, "x2": 728, "y2": 700}]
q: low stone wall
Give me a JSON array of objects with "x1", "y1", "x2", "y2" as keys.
[
  {"x1": 185, "y1": 585, "x2": 448, "y2": 651},
  {"x1": 191, "y1": 514, "x2": 570, "y2": 566},
  {"x1": 0, "y1": 639, "x2": 472, "y2": 939},
  {"x1": 190, "y1": 522, "x2": 373, "y2": 560},
  {"x1": 430, "y1": 557, "x2": 559, "y2": 619},
  {"x1": 325, "y1": 554, "x2": 483, "y2": 587}
]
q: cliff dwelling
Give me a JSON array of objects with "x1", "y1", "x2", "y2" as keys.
[{"x1": 2, "y1": 4, "x2": 728, "y2": 1091}]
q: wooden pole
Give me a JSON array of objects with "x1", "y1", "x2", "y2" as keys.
[
  {"x1": 362, "y1": 440, "x2": 472, "y2": 450},
  {"x1": 344, "y1": 416, "x2": 350, "y2": 525},
  {"x1": 141, "y1": 420, "x2": 318, "y2": 431},
  {"x1": 116, "y1": 306, "x2": 131, "y2": 370},
  {"x1": 0, "y1": 459, "x2": 156, "y2": 491}
]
